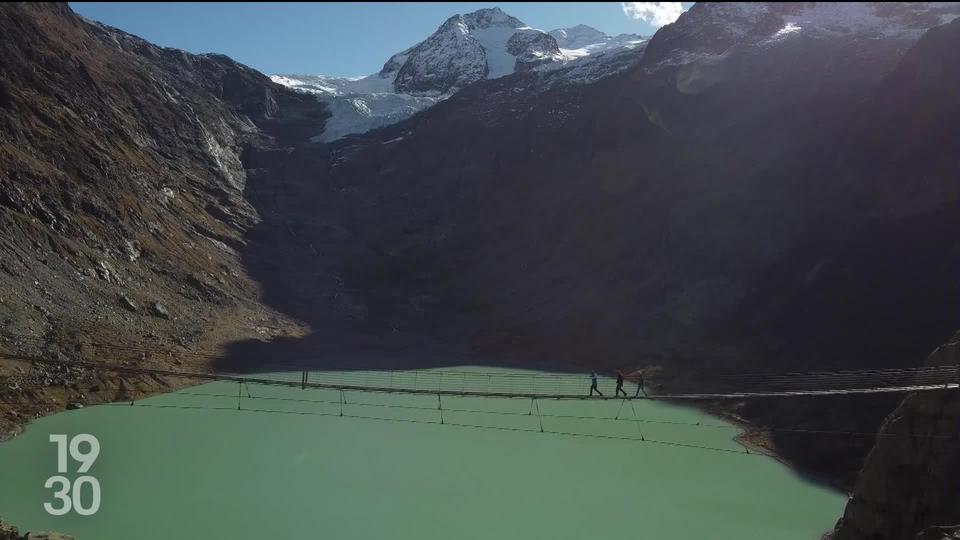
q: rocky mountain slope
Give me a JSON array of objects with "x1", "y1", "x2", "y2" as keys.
[
  {"x1": 271, "y1": 8, "x2": 647, "y2": 141},
  {"x1": 0, "y1": 2, "x2": 328, "y2": 436}
]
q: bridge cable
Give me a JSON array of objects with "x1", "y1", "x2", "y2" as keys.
[
  {"x1": 629, "y1": 400, "x2": 646, "y2": 441},
  {"x1": 102, "y1": 399, "x2": 755, "y2": 456},
  {"x1": 160, "y1": 388, "x2": 958, "y2": 441}
]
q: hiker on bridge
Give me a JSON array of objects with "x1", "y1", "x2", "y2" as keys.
[
  {"x1": 589, "y1": 371, "x2": 604, "y2": 396},
  {"x1": 615, "y1": 371, "x2": 628, "y2": 397},
  {"x1": 634, "y1": 370, "x2": 647, "y2": 397}
]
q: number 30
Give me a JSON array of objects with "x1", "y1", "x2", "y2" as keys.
[{"x1": 43, "y1": 475, "x2": 101, "y2": 516}]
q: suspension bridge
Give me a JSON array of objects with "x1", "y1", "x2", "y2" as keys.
[
  {"x1": 2, "y1": 348, "x2": 957, "y2": 456},
  {"x1": 4, "y1": 351, "x2": 956, "y2": 401},
  {"x1": 4, "y1": 334, "x2": 956, "y2": 400}
]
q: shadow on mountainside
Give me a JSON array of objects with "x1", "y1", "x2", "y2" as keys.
[
  {"x1": 211, "y1": 133, "x2": 598, "y2": 375},
  {"x1": 205, "y1": 12, "x2": 960, "y2": 493},
  {"x1": 212, "y1": 19, "x2": 960, "y2": 378},
  {"x1": 211, "y1": 68, "x2": 687, "y2": 377}
]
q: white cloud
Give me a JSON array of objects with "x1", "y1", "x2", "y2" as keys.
[{"x1": 621, "y1": 2, "x2": 685, "y2": 28}]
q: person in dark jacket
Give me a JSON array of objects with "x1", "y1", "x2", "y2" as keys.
[
  {"x1": 615, "y1": 371, "x2": 628, "y2": 397},
  {"x1": 634, "y1": 370, "x2": 647, "y2": 397}
]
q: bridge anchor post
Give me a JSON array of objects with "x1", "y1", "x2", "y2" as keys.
[{"x1": 534, "y1": 398, "x2": 544, "y2": 433}]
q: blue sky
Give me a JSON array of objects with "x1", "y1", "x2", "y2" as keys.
[{"x1": 69, "y1": 2, "x2": 691, "y2": 77}]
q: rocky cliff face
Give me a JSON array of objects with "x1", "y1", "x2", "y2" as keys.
[
  {"x1": 830, "y1": 332, "x2": 959, "y2": 540},
  {"x1": 506, "y1": 29, "x2": 562, "y2": 71}
]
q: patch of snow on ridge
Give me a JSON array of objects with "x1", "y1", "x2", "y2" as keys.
[
  {"x1": 774, "y1": 23, "x2": 802, "y2": 37},
  {"x1": 766, "y1": 22, "x2": 803, "y2": 43},
  {"x1": 783, "y1": 3, "x2": 894, "y2": 36},
  {"x1": 474, "y1": 24, "x2": 531, "y2": 77},
  {"x1": 550, "y1": 24, "x2": 608, "y2": 49},
  {"x1": 559, "y1": 37, "x2": 646, "y2": 61},
  {"x1": 780, "y1": 2, "x2": 960, "y2": 39},
  {"x1": 942, "y1": 12, "x2": 960, "y2": 24},
  {"x1": 269, "y1": 74, "x2": 394, "y2": 96},
  {"x1": 551, "y1": 24, "x2": 646, "y2": 61},
  {"x1": 537, "y1": 40, "x2": 648, "y2": 87},
  {"x1": 269, "y1": 75, "x2": 337, "y2": 94},
  {"x1": 647, "y1": 1, "x2": 960, "y2": 68},
  {"x1": 310, "y1": 92, "x2": 442, "y2": 143},
  {"x1": 270, "y1": 74, "x2": 393, "y2": 96}
]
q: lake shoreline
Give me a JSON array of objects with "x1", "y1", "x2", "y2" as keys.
[{"x1": 705, "y1": 405, "x2": 853, "y2": 495}]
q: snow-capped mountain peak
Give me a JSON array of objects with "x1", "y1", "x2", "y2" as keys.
[
  {"x1": 378, "y1": 8, "x2": 564, "y2": 94},
  {"x1": 462, "y1": 6, "x2": 523, "y2": 30},
  {"x1": 272, "y1": 7, "x2": 648, "y2": 141},
  {"x1": 381, "y1": 13, "x2": 489, "y2": 95}
]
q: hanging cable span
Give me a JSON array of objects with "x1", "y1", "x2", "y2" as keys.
[{"x1": 2, "y1": 353, "x2": 956, "y2": 402}]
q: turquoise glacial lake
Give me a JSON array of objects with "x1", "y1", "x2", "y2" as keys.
[{"x1": 0, "y1": 367, "x2": 845, "y2": 539}]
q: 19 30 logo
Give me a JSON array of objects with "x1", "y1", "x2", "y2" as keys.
[{"x1": 44, "y1": 434, "x2": 101, "y2": 516}]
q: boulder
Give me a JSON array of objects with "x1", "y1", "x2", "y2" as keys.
[
  {"x1": 0, "y1": 521, "x2": 74, "y2": 540},
  {"x1": 0, "y1": 520, "x2": 19, "y2": 540},
  {"x1": 150, "y1": 301, "x2": 171, "y2": 319},
  {"x1": 118, "y1": 294, "x2": 137, "y2": 313},
  {"x1": 24, "y1": 533, "x2": 74, "y2": 540}
]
